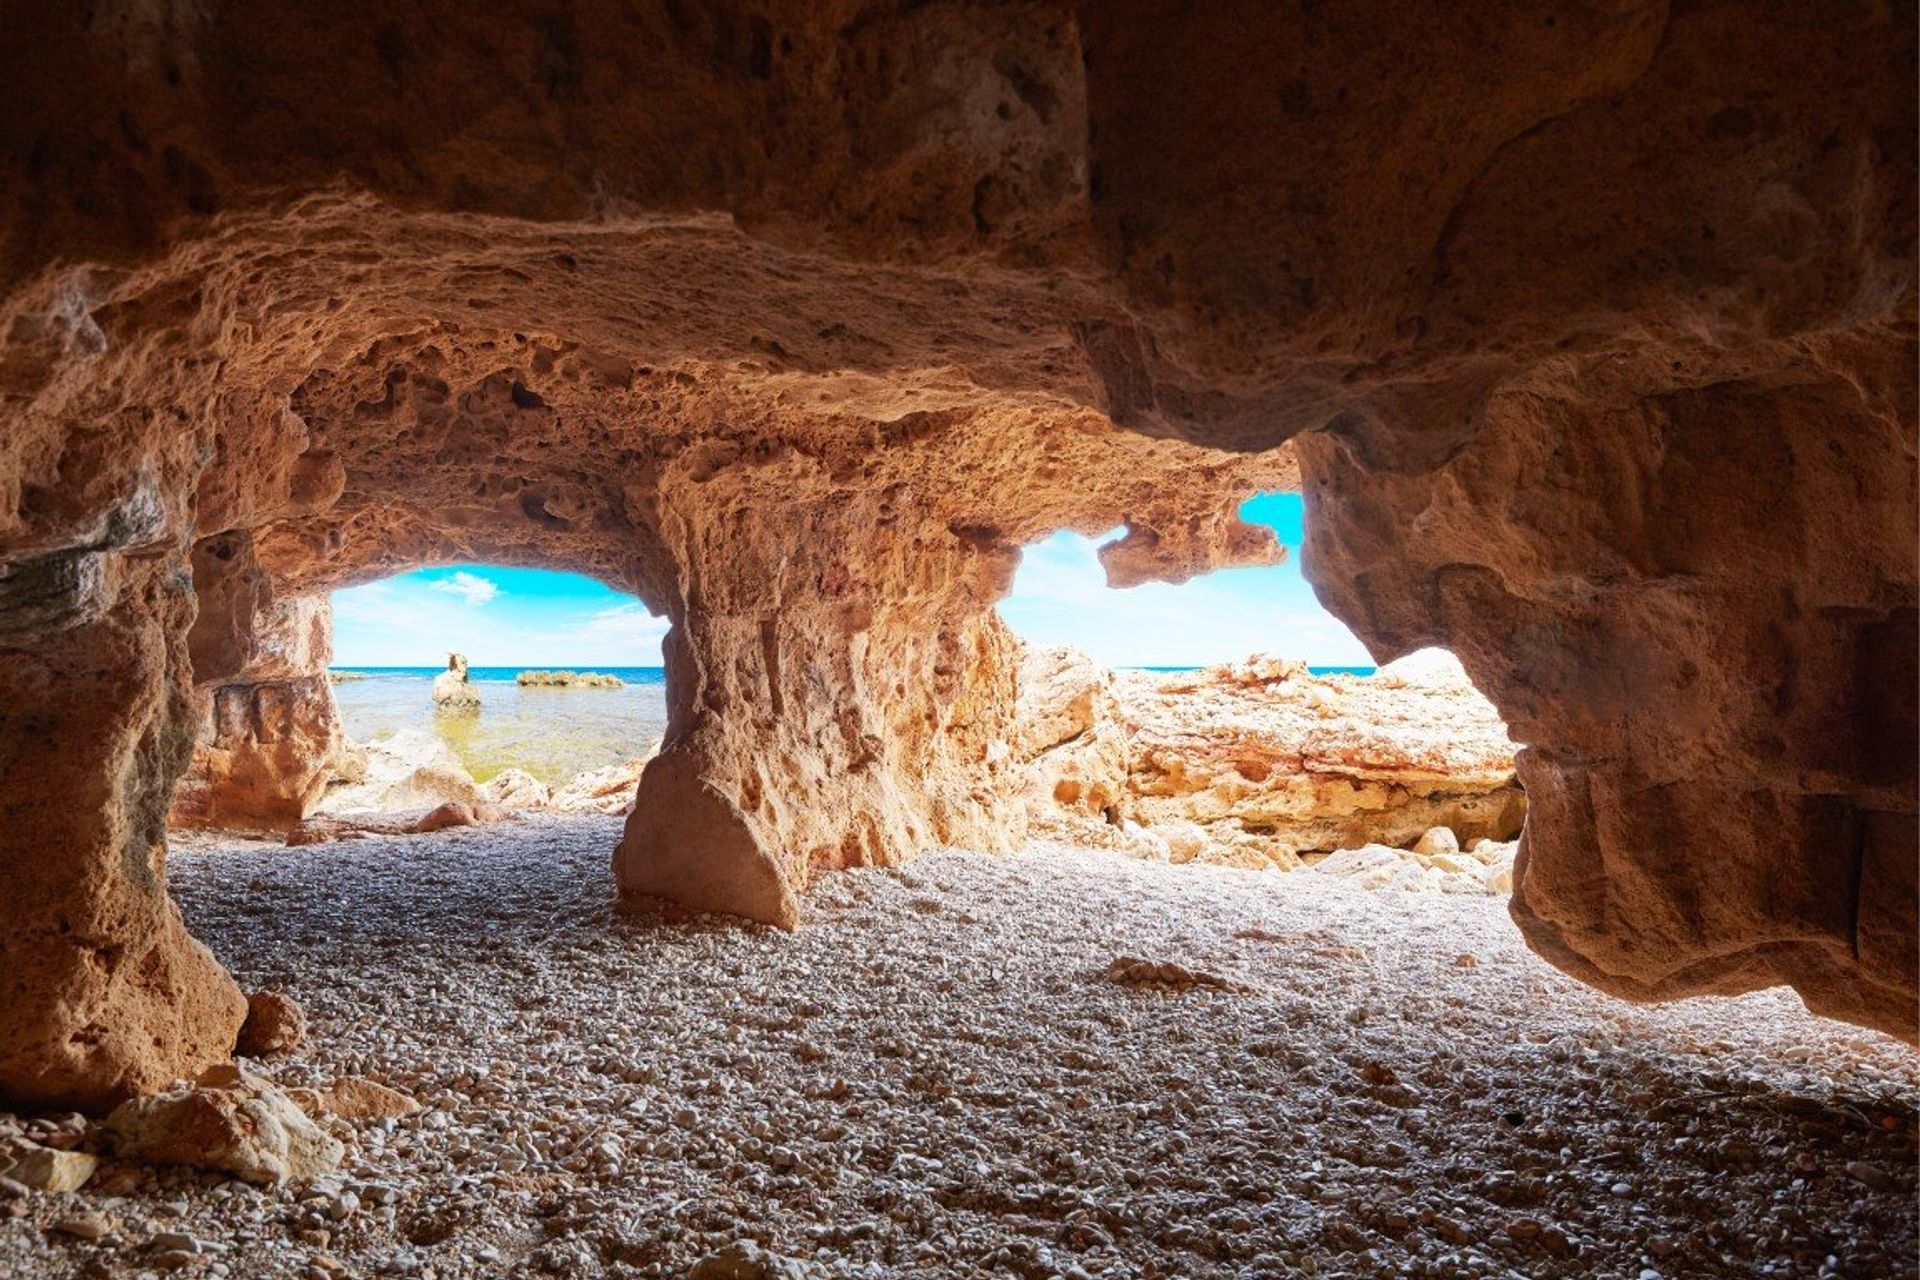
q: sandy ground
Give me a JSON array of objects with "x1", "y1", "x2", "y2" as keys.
[{"x1": 2, "y1": 815, "x2": 1915, "y2": 1279}]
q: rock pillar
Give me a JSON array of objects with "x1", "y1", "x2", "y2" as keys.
[{"x1": 615, "y1": 476, "x2": 1025, "y2": 926}]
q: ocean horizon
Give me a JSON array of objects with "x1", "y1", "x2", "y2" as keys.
[{"x1": 331, "y1": 663, "x2": 1380, "y2": 679}]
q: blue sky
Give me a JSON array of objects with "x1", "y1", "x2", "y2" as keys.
[{"x1": 330, "y1": 493, "x2": 1372, "y2": 668}]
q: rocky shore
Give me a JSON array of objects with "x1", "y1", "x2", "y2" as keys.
[
  {"x1": 1017, "y1": 646, "x2": 1525, "y2": 890},
  {"x1": 0, "y1": 820, "x2": 1911, "y2": 1279}
]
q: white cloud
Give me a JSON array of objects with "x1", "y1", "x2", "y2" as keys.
[{"x1": 428, "y1": 571, "x2": 500, "y2": 606}]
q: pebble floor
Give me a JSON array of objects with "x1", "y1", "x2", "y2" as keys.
[{"x1": 2, "y1": 816, "x2": 1914, "y2": 1279}]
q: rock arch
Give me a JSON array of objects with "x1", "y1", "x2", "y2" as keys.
[{"x1": 0, "y1": 0, "x2": 1912, "y2": 1109}]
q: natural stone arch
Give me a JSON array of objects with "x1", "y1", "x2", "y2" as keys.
[{"x1": 0, "y1": 0, "x2": 1912, "y2": 1112}]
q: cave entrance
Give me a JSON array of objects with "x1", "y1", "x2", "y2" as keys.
[
  {"x1": 171, "y1": 562, "x2": 673, "y2": 835},
  {"x1": 997, "y1": 491, "x2": 1527, "y2": 892}
]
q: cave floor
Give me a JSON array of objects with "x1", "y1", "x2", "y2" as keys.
[{"x1": 3, "y1": 816, "x2": 1916, "y2": 1279}]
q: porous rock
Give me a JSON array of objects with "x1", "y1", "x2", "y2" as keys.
[{"x1": 234, "y1": 992, "x2": 305, "y2": 1058}]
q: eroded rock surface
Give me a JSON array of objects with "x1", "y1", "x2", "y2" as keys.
[
  {"x1": 0, "y1": 0, "x2": 1911, "y2": 1106},
  {"x1": 1018, "y1": 645, "x2": 1526, "y2": 870}
]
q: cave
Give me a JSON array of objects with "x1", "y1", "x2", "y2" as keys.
[{"x1": 0, "y1": 2, "x2": 1913, "y2": 1272}]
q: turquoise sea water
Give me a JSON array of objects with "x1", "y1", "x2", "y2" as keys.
[{"x1": 328, "y1": 663, "x2": 1378, "y2": 784}]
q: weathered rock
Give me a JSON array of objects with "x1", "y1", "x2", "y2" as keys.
[
  {"x1": 553, "y1": 758, "x2": 652, "y2": 817},
  {"x1": 1020, "y1": 646, "x2": 1526, "y2": 870},
  {"x1": 430, "y1": 654, "x2": 482, "y2": 709},
  {"x1": 687, "y1": 1241, "x2": 814, "y2": 1280},
  {"x1": 0, "y1": 0, "x2": 1910, "y2": 1110},
  {"x1": 1015, "y1": 645, "x2": 1131, "y2": 821},
  {"x1": 104, "y1": 1064, "x2": 344, "y2": 1185},
  {"x1": 287, "y1": 801, "x2": 510, "y2": 847},
  {"x1": 0, "y1": 1140, "x2": 98, "y2": 1192},
  {"x1": 234, "y1": 992, "x2": 305, "y2": 1058},
  {"x1": 171, "y1": 593, "x2": 344, "y2": 828}
]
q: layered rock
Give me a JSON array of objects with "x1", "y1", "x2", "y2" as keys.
[
  {"x1": 1016, "y1": 645, "x2": 1526, "y2": 869},
  {"x1": 171, "y1": 550, "x2": 344, "y2": 828},
  {"x1": 0, "y1": 0, "x2": 1910, "y2": 1110}
]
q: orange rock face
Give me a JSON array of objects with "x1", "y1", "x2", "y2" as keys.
[{"x1": 0, "y1": 1, "x2": 1911, "y2": 1106}]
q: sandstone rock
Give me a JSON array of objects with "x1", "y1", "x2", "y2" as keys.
[
  {"x1": 0, "y1": 1140, "x2": 97, "y2": 1193},
  {"x1": 1413, "y1": 827, "x2": 1461, "y2": 858},
  {"x1": 430, "y1": 654, "x2": 482, "y2": 709},
  {"x1": 286, "y1": 802, "x2": 510, "y2": 847},
  {"x1": 552, "y1": 758, "x2": 652, "y2": 816},
  {"x1": 1106, "y1": 956, "x2": 1252, "y2": 994},
  {"x1": 235, "y1": 992, "x2": 305, "y2": 1058},
  {"x1": 1014, "y1": 645, "x2": 1130, "y2": 821},
  {"x1": 171, "y1": 592, "x2": 344, "y2": 829},
  {"x1": 105, "y1": 1064, "x2": 344, "y2": 1185}
]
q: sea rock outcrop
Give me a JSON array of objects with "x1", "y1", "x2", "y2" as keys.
[
  {"x1": 517, "y1": 669, "x2": 625, "y2": 689},
  {"x1": 431, "y1": 654, "x2": 482, "y2": 709},
  {"x1": 0, "y1": 0, "x2": 1910, "y2": 1108},
  {"x1": 1017, "y1": 645, "x2": 1526, "y2": 870}
]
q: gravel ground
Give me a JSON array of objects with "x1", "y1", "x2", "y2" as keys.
[{"x1": 3, "y1": 816, "x2": 1915, "y2": 1279}]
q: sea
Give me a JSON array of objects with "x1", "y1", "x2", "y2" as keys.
[{"x1": 330, "y1": 663, "x2": 1377, "y2": 785}]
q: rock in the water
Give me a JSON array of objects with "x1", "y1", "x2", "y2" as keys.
[
  {"x1": 235, "y1": 991, "x2": 305, "y2": 1057},
  {"x1": 104, "y1": 1063, "x2": 344, "y2": 1185},
  {"x1": 430, "y1": 653, "x2": 482, "y2": 709},
  {"x1": 0, "y1": 1140, "x2": 98, "y2": 1192},
  {"x1": 516, "y1": 669, "x2": 624, "y2": 688}
]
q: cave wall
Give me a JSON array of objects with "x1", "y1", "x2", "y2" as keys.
[{"x1": 0, "y1": 0, "x2": 1911, "y2": 1107}]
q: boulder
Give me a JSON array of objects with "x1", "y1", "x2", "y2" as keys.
[
  {"x1": 317, "y1": 730, "x2": 481, "y2": 815},
  {"x1": 235, "y1": 992, "x2": 305, "y2": 1058},
  {"x1": 105, "y1": 1064, "x2": 343, "y2": 1185},
  {"x1": 481, "y1": 768, "x2": 552, "y2": 811}
]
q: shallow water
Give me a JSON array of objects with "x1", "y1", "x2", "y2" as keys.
[{"x1": 330, "y1": 667, "x2": 669, "y2": 784}]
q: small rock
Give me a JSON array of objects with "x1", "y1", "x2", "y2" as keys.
[
  {"x1": 52, "y1": 1212, "x2": 112, "y2": 1242},
  {"x1": 0, "y1": 1140, "x2": 99, "y2": 1192},
  {"x1": 1844, "y1": 1160, "x2": 1893, "y2": 1191},
  {"x1": 687, "y1": 1241, "x2": 812, "y2": 1280},
  {"x1": 1412, "y1": 826, "x2": 1460, "y2": 857}
]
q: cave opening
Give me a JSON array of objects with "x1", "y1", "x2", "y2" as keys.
[
  {"x1": 170, "y1": 560, "x2": 676, "y2": 838},
  {"x1": 996, "y1": 490, "x2": 1527, "y2": 889}
]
